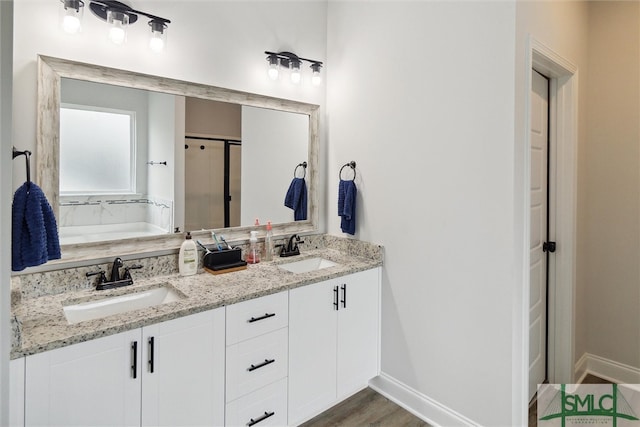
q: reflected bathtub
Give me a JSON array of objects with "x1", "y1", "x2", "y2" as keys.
[{"x1": 59, "y1": 222, "x2": 169, "y2": 245}]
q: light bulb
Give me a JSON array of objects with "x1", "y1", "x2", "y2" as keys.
[
  {"x1": 290, "y1": 61, "x2": 301, "y2": 84},
  {"x1": 63, "y1": 14, "x2": 81, "y2": 33},
  {"x1": 109, "y1": 26, "x2": 126, "y2": 44},
  {"x1": 311, "y1": 63, "x2": 322, "y2": 86},
  {"x1": 311, "y1": 71, "x2": 322, "y2": 86},
  {"x1": 60, "y1": 0, "x2": 83, "y2": 34},
  {"x1": 149, "y1": 36, "x2": 164, "y2": 52},
  {"x1": 268, "y1": 63, "x2": 279, "y2": 80},
  {"x1": 267, "y1": 54, "x2": 279, "y2": 80},
  {"x1": 149, "y1": 21, "x2": 167, "y2": 52},
  {"x1": 107, "y1": 10, "x2": 128, "y2": 45}
]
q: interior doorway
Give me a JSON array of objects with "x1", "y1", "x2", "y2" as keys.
[
  {"x1": 524, "y1": 37, "x2": 579, "y2": 407},
  {"x1": 529, "y1": 69, "x2": 552, "y2": 401}
]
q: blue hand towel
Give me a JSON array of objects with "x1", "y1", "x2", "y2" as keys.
[
  {"x1": 338, "y1": 179, "x2": 357, "y2": 235},
  {"x1": 284, "y1": 177, "x2": 308, "y2": 221},
  {"x1": 12, "y1": 182, "x2": 61, "y2": 271}
]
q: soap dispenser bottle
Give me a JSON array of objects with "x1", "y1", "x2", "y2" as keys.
[
  {"x1": 246, "y1": 230, "x2": 260, "y2": 264},
  {"x1": 179, "y1": 232, "x2": 198, "y2": 276},
  {"x1": 264, "y1": 221, "x2": 274, "y2": 261}
]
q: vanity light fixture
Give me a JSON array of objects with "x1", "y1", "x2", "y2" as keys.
[
  {"x1": 59, "y1": 0, "x2": 171, "y2": 52},
  {"x1": 265, "y1": 51, "x2": 323, "y2": 86}
]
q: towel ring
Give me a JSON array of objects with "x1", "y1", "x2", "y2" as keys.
[
  {"x1": 339, "y1": 161, "x2": 356, "y2": 181},
  {"x1": 294, "y1": 161, "x2": 307, "y2": 179}
]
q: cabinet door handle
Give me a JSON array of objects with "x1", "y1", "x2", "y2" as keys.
[
  {"x1": 247, "y1": 358, "x2": 275, "y2": 372},
  {"x1": 148, "y1": 336, "x2": 155, "y2": 373},
  {"x1": 131, "y1": 341, "x2": 138, "y2": 379},
  {"x1": 341, "y1": 284, "x2": 347, "y2": 308},
  {"x1": 248, "y1": 313, "x2": 276, "y2": 323},
  {"x1": 247, "y1": 411, "x2": 275, "y2": 426},
  {"x1": 333, "y1": 286, "x2": 339, "y2": 310}
]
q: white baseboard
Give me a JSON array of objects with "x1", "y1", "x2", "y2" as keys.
[
  {"x1": 574, "y1": 352, "x2": 640, "y2": 384},
  {"x1": 368, "y1": 373, "x2": 478, "y2": 427}
]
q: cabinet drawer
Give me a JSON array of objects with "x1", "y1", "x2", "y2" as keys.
[
  {"x1": 226, "y1": 327, "x2": 288, "y2": 402},
  {"x1": 225, "y1": 378, "x2": 287, "y2": 427},
  {"x1": 226, "y1": 291, "x2": 288, "y2": 345}
]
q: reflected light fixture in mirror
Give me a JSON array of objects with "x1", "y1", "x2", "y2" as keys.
[
  {"x1": 265, "y1": 51, "x2": 323, "y2": 86},
  {"x1": 59, "y1": 0, "x2": 171, "y2": 52}
]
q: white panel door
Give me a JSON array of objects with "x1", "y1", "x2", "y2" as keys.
[
  {"x1": 141, "y1": 308, "x2": 225, "y2": 427},
  {"x1": 288, "y1": 280, "x2": 338, "y2": 426},
  {"x1": 336, "y1": 268, "x2": 380, "y2": 400},
  {"x1": 529, "y1": 70, "x2": 549, "y2": 400},
  {"x1": 25, "y1": 329, "x2": 142, "y2": 427}
]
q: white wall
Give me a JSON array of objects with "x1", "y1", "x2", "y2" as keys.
[
  {"x1": 185, "y1": 98, "x2": 241, "y2": 140},
  {"x1": 0, "y1": 2, "x2": 14, "y2": 424},
  {"x1": 327, "y1": 2, "x2": 518, "y2": 425},
  {"x1": 147, "y1": 91, "x2": 176, "y2": 202},
  {"x1": 584, "y1": 1, "x2": 640, "y2": 371}
]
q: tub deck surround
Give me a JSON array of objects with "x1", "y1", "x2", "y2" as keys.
[{"x1": 11, "y1": 236, "x2": 383, "y2": 359}]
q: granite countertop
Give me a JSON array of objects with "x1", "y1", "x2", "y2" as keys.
[{"x1": 11, "y1": 247, "x2": 382, "y2": 359}]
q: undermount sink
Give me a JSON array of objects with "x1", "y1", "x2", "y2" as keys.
[
  {"x1": 63, "y1": 284, "x2": 184, "y2": 325},
  {"x1": 278, "y1": 257, "x2": 338, "y2": 274}
]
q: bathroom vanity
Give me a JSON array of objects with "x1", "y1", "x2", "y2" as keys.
[{"x1": 10, "y1": 236, "x2": 382, "y2": 427}]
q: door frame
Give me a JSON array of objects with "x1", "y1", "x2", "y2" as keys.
[{"x1": 524, "y1": 36, "x2": 579, "y2": 392}]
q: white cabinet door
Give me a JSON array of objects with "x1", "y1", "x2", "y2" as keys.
[
  {"x1": 25, "y1": 329, "x2": 141, "y2": 427},
  {"x1": 10, "y1": 358, "x2": 24, "y2": 427},
  {"x1": 141, "y1": 308, "x2": 225, "y2": 427},
  {"x1": 288, "y1": 268, "x2": 381, "y2": 425},
  {"x1": 336, "y1": 268, "x2": 380, "y2": 400},
  {"x1": 288, "y1": 279, "x2": 338, "y2": 426}
]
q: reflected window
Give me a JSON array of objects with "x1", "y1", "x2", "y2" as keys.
[{"x1": 60, "y1": 105, "x2": 136, "y2": 195}]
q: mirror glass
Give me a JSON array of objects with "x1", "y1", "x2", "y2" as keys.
[
  {"x1": 37, "y1": 55, "x2": 319, "y2": 261},
  {"x1": 56, "y1": 78, "x2": 310, "y2": 245}
]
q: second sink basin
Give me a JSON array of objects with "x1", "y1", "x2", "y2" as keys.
[
  {"x1": 63, "y1": 284, "x2": 184, "y2": 324},
  {"x1": 278, "y1": 257, "x2": 338, "y2": 274}
]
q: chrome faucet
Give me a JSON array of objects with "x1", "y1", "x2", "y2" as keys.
[{"x1": 86, "y1": 257, "x2": 143, "y2": 290}]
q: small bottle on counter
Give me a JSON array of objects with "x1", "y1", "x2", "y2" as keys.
[
  {"x1": 179, "y1": 232, "x2": 198, "y2": 276},
  {"x1": 246, "y1": 230, "x2": 260, "y2": 264},
  {"x1": 264, "y1": 221, "x2": 274, "y2": 261}
]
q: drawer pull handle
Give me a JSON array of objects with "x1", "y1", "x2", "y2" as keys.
[
  {"x1": 247, "y1": 411, "x2": 275, "y2": 426},
  {"x1": 148, "y1": 336, "x2": 155, "y2": 373},
  {"x1": 247, "y1": 358, "x2": 275, "y2": 372},
  {"x1": 248, "y1": 313, "x2": 276, "y2": 323},
  {"x1": 131, "y1": 341, "x2": 138, "y2": 379}
]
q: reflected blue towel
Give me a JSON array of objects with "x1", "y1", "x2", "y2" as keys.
[
  {"x1": 338, "y1": 179, "x2": 357, "y2": 235},
  {"x1": 12, "y1": 182, "x2": 61, "y2": 271},
  {"x1": 284, "y1": 178, "x2": 307, "y2": 221}
]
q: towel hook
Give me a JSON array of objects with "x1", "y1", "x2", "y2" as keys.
[
  {"x1": 12, "y1": 147, "x2": 32, "y2": 183},
  {"x1": 339, "y1": 161, "x2": 356, "y2": 181},
  {"x1": 294, "y1": 161, "x2": 307, "y2": 179}
]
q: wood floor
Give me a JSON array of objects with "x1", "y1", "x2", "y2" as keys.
[
  {"x1": 298, "y1": 375, "x2": 611, "y2": 427},
  {"x1": 300, "y1": 375, "x2": 612, "y2": 427},
  {"x1": 300, "y1": 388, "x2": 432, "y2": 427}
]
